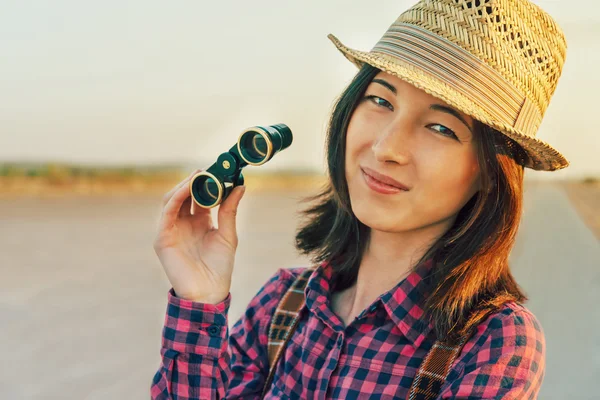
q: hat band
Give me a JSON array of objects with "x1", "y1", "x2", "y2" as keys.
[{"x1": 371, "y1": 23, "x2": 542, "y2": 135}]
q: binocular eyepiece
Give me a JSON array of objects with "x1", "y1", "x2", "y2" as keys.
[{"x1": 190, "y1": 123, "x2": 293, "y2": 209}]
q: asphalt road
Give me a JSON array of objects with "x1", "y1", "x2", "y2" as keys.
[{"x1": 0, "y1": 181, "x2": 597, "y2": 399}]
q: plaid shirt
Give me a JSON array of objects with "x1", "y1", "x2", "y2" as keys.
[{"x1": 151, "y1": 258, "x2": 545, "y2": 399}]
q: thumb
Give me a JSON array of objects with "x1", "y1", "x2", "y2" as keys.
[{"x1": 217, "y1": 185, "x2": 246, "y2": 247}]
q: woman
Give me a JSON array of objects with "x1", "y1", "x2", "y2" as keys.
[{"x1": 151, "y1": 0, "x2": 569, "y2": 398}]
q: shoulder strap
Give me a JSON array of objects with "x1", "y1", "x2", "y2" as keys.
[
  {"x1": 261, "y1": 267, "x2": 315, "y2": 399},
  {"x1": 407, "y1": 300, "x2": 512, "y2": 400},
  {"x1": 407, "y1": 335, "x2": 469, "y2": 400},
  {"x1": 261, "y1": 266, "x2": 493, "y2": 400}
]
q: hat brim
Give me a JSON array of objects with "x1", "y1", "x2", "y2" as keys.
[{"x1": 327, "y1": 33, "x2": 569, "y2": 172}]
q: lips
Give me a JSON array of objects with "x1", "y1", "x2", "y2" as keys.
[
  {"x1": 362, "y1": 170, "x2": 407, "y2": 195},
  {"x1": 361, "y1": 167, "x2": 409, "y2": 191}
]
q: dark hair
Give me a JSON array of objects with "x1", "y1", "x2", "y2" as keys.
[{"x1": 294, "y1": 63, "x2": 530, "y2": 341}]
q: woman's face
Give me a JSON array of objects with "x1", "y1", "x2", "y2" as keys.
[{"x1": 345, "y1": 71, "x2": 482, "y2": 233}]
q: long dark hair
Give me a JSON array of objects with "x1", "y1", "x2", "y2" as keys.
[{"x1": 294, "y1": 63, "x2": 530, "y2": 341}]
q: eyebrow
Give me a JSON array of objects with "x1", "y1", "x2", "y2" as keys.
[{"x1": 371, "y1": 78, "x2": 473, "y2": 133}]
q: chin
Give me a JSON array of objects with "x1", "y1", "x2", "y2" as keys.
[{"x1": 350, "y1": 196, "x2": 410, "y2": 232}]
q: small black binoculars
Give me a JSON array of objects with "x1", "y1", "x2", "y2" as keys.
[{"x1": 190, "y1": 123, "x2": 293, "y2": 209}]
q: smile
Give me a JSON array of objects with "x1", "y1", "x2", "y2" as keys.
[{"x1": 362, "y1": 170, "x2": 407, "y2": 194}]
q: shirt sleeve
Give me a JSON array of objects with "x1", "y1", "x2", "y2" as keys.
[
  {"x1": 439, "y1": 305, "x2": 546, "y2": 399},
  {"x1": 150, "y1": 267, "x2": 298, "y2": 400}
]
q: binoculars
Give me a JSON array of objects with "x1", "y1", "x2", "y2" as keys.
[{"x1": 190, "y1": 124, "x2": 293, "y2": 209}]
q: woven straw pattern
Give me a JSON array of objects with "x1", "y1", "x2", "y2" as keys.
[
  {"x1": 327, "y1": 0, "x2": 569, "y2": 171},
  {"x1": 396, "y1": 0, "x2": 566, "y2": 120}
]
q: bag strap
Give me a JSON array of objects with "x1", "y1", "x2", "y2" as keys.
[
  {"x1": 261, "y1": 267, "x2": 315, "y2": 399},
  {"x1": 407, "y1": 297, "x2": 516, "y2": 399},
  {"x1": 260, "y1": 266, "x2": 476, "y2": 400},
  {"x1": 406, "y1": 335, "x2": 469, "y2": 400}
]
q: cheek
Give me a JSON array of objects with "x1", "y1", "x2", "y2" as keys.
[
  {"x1": 344, "y1": 117, "x2": 371, "y2": 179},
  {"x1": 416, "y1": 149, "x2": 480, "y2": 212},
  {"x1": 345, "y1": 113, "x2": 367, "y2": 153}
]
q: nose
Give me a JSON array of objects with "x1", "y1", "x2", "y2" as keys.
[{"x1": 371, "y1": 116, "x2": 413, "y2": 165}]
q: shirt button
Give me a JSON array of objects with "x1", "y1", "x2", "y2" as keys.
[{"x1": 207, "y1": 324, "x2": 221, "y2": 337}]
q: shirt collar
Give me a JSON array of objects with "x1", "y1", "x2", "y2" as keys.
[{"x1": 304, "y1": 257, "x2": 435, "y2": 348}]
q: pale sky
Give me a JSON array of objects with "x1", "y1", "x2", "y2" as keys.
[{"x1": 2, "y1": 0, "x2": 599, "y2": 180}]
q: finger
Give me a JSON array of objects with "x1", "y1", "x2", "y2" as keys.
[
  {"x1": 217, "y1": 185, "x2": 246, "y2": 247},
  {"x1": 161, "y1": 172, "x2": 194, "y2": 207},
  {"x1": 179, "y1": 194, "x2": 209, "y2": 218},
  {"x1": 163, "y1": 169, "x2": 199, "y2": 205},
  {"x1": 179, "y1": 196, "x2": 194, "y2": 219},
  {"x1": 162, "y1": 169, "x2": 203, "y2": 206},
  {"x1": 159, "y1": 178, "x2": 203, "y2": 232},
  {"x1": 186, "y1": 196, "x2": 215, "y2": 231}
]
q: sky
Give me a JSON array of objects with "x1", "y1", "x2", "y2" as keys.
[{"x1": 1, "y1": 0, "x2": 599, "y2": 180}]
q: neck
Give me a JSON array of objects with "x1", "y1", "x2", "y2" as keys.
[{"x1": 338, "y1": 219, "x2": 453, "y2": 318}]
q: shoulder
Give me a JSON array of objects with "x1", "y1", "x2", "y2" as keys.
[
  {"x1": 269, "y1": 265, "x2": 313, "y2": 291},
  {"x1": 242, "y1": 265, "x2": 313, "y2": 321},
  {"x1": 462, "y1": 301, "x2": 545, "y2": 364},
  {"x1": 444, "y1": 302, "x2": 546, "y2": 397},
  {"x1": 469, "y1": 302, "x2": 545, "y2": 352},
  {"x1": 284, "y1": 265, "x2": 313, "y2": 280}
]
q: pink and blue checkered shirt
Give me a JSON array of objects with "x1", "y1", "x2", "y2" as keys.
[{"x1": 151, "y1": 258, "x2": 545, "y2": 399}]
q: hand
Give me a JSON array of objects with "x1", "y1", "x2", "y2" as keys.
[{"x1": 153, "y1": 169, "x2": 246, "y2": 303}]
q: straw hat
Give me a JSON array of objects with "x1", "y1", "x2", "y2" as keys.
[{"x1": 327, "y1": 0, "x2": 569, "y2": 171}]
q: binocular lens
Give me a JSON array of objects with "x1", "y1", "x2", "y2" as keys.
[
  {"x1": 238, "y1": 124, "x2": 293, "y2": 166},
  {"x1": 250, "y1": 133, "x2": 268, "y2": 158},
  {"x1": 239, "y1": 131, "x2": 269, "y2": 164},
  {"x1": 190, "y1": 124, "x2": 293, "y2": 209},
  {"x1": 203, "y1": 177, "x2": 219, "y2": 200},
  {"x1": 191, "y1": 173, "x2": 222, "y2": 208}
]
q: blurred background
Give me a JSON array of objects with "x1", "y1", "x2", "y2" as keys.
[{"x1": 1, "y1": 1, "x2": 598, "y2": 399}]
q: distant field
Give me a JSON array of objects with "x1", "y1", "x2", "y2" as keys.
[
  {"x1": 0, "y1": 162, "x2": 328, "y2": 196},
  {"x1": 0, "y1": 162, "x2": 597, "y2": 239}
]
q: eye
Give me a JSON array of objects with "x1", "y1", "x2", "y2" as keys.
[
  {"x1": 428, "y1": 124, "x2": 458, "y2": 140},
  {"x1": 364, "y1": 95, "x2": 460, "y2": 141},
  {"x1": 364, "y1": 95, "x2": 393, "y2": 110}
]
